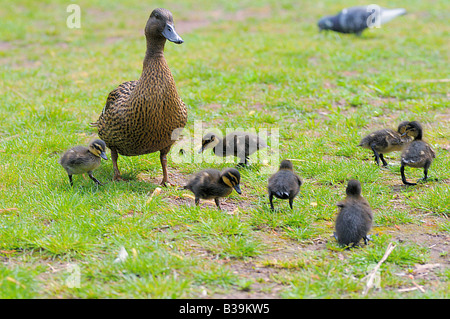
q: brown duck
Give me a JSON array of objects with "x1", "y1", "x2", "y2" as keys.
[
  {"x1": 358, "y1": 121, "x2": 411, "y2": 166},
  {"x1": 400, "y1": 121, "x2": 436, "y2": 185},
  {"x1": 59, "y1": 139, "x2": 108, "y2": 186},
  {"x1": 182, "y1": 168, "x2": 242, "y2": 210},
  {"x1": 199, "y1": 131, "x2": 267, "y2": 166},
  {"x1": 94, "y1": 8, "x2": 187, "y2": 185}
]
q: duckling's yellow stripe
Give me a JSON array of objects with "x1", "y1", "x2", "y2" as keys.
[{"x1": 222, "y1": 176, "x2": 233, "y2": 188}]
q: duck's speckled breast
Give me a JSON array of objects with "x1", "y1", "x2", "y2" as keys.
[{"x1": 98, "y1": 57, "x2": 187, "y2": 156}]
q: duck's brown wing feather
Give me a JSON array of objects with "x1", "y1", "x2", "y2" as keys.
[{"x1": 101, "y1": 80, "x2": 138, "y2": 116}]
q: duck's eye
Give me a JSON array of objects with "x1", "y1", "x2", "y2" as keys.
[{"x1": 228, "y1": 173, "x2": 239, "y2": 185}]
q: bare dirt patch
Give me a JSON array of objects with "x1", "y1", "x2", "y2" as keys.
[
  {"x1": 198, "y1": 206, "x2": 449, "y2": 299},
  {"x1": 163, "y1": 195, "x2": 243, "y2": 213},
  {"x1": 137, "y1": 166, "x2": 189, "y2": 187},
  {"x1": 386, "y1": 223, "x2": 450, "y2": 263}
]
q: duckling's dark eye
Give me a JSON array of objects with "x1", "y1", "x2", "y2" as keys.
[{"x1": 228, "y1": 173, "x2": 239, "y2": 185}]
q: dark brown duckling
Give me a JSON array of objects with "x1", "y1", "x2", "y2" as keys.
[
  {"x1": 94, "y1": 8, "x2": 187, "y2": 186},
  {"x1": 59, "y1": 139, "x2": 108, "y2": 186},
  {"x1": 199, "y1": 131, "x2": 267, "y2": 166},
  {"x1": 358, "y1": 121, "x2": 411, "y2": 166},
  {"x1": 334, "y1": 179, "x2": 373, "y2": 248},
  {"x1": 182, "y1": 168, "x2": 242, "y2": 210},
  {"x1": 400, "y1": 121, "x2": 435, "y2": 185},
  {"x1": 267, "y1": 160, "x2": 302, "y2": 210}
]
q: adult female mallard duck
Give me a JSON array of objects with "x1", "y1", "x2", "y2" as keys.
[
  {"x1": 182, "y1": 168, "x2": 242, "y2": 210},
  {"x1": 199, "y1": 131, "x2": 267, "y2": 166},
  {"x1": 94, "y1": 8, "x2": 187, "y2": 186},
  {"x1": 400, "y1": 121, "x2": 435, "y2": 185},
  {"x1": 59, "y1": 139, "x2": 108, "y2": 186},
  {"x1": 358, "y1": 121, "x2": 411, "y2": 166}
]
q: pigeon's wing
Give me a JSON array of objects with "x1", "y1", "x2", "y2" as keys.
[{"x1": 339, "y1": 6, "x2": 370, "y2": 33}]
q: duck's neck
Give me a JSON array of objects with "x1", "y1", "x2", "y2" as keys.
[
  {"x1": 134, "y1": 35, "x2": 173, "y2": 95},
  {"x1": 414, "y1": 131, "x2": 423, "y2": 140},
  {"x1": 127, "y1": 36, "x2": 173, "y2": 112},
  {"x1": 346, "y1": 193, "x2": 362, "y2": 200},
  {"x1": 143, "y1": 36, "x2": 166, "y2": 65},
  {"x1": 212, "y1": 137, "x2": 225, "y2": 155}
]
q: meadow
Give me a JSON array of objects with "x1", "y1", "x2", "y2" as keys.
[{"x1": 0, "y1": 0, "x2": 449, "y2": 299}]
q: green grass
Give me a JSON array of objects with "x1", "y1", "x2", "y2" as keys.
[{"x1": 0, "y1": 0, "x2": 449, "y2": 299}]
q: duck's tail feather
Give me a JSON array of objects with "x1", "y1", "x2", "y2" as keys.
[{"x1": 274, "y1": 191, "x2": 290, "y2": 199}]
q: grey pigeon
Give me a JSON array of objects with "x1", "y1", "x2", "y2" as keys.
[{"x1": 318, "y1": 6, "x2": 406, "y2": 35}]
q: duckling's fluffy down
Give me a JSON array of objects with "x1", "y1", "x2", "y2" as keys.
[
  {"x1": 184, "y1": 169, "x2": 233, "y2": 200},
  {"x1": 401, "y1": 141, "x2": 435, "y2": 167},
  {"x1": 59, "y1": 146, "x2": 102, "y2": 175}
]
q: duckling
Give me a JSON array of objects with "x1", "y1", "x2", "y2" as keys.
[
  {"x1": 59, "y1": 139, "x2": 108, "y2": 186},
  {"x1": 400, "y1": 121, "x2": 435, "y2": 185},
  {"x1": 199, "y1": 131, "x2": 267, "y2": 166},
  {"x1": 358, "y1": 121, "x2": 411, "y2": 166},
  {"x1": 94, "y1": 8, "x2": 187, "y2": 186},
  {"x1": 182, "y1": 168, "x2": 242, "y2": 210},
  {"x1": 267, "y1": 160, "x2": 302, "y2": 210},
  {"x1": 334, "y1": 179, "x2": 373, "y2": 247}
]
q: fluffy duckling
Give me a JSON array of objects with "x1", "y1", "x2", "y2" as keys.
[
  {"x1": 334, "y1": 179, "x2": 373, "y2": 247},
  {"x1": 267, "y1": 160, "x2": 302, "y2": 210},
  {"x1": 199, "y1": 131, "x2": 267, "y2": 166},
  {"x1": 400, "y1": 121, "x2": 435, "y2": 185},
  {"x1": 182, "y1": 168, "x2": 241, "y2": 209},
  {"x1": 59, "y1": 139, "x2": 108, "y2": 186},
  {"x1": 358, "y1": 121, "x2": 411, "y2": 166}
]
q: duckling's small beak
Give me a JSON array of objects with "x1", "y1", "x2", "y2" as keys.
[
  {"x1": 100, "y1": 152, "x2": 108, "y2": 160},
  {"x1": 162, "y1": 23, "x2": 184, "y2": 44},
  {"x1": 233, "y1": 184, "x2": 242, "y2": 195},
  {"x1": 198, "y1": 145, "x2": 205, "y2": 154},
  {"x1": 401, "y1": 132, "x2": 407, "y2": 137}
]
